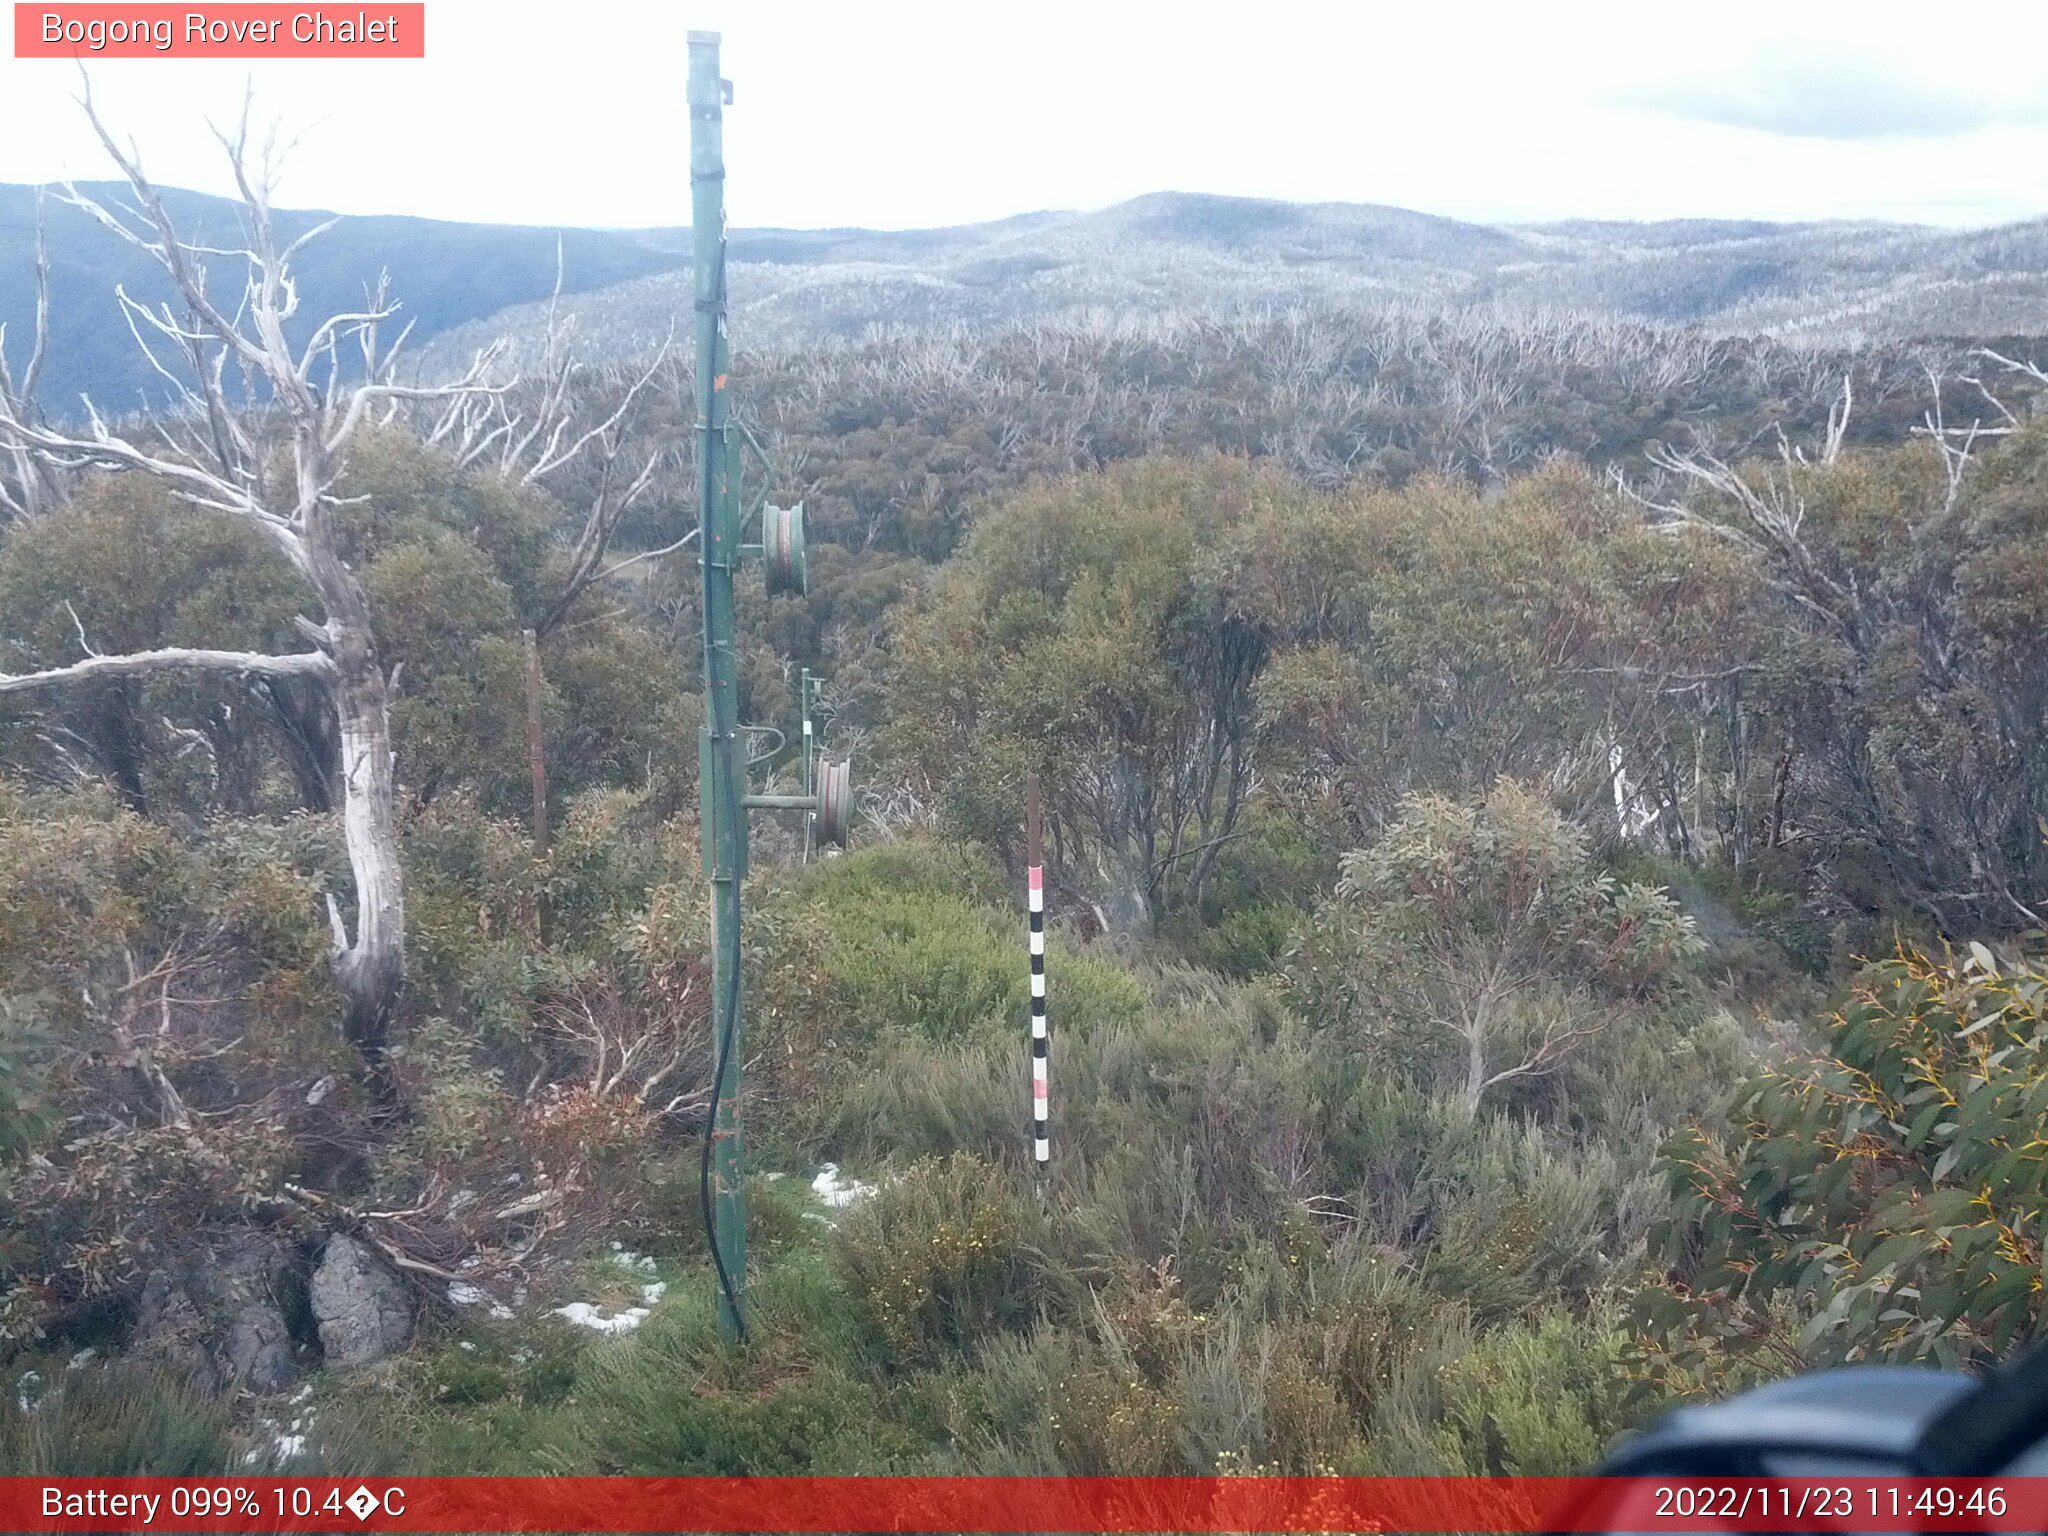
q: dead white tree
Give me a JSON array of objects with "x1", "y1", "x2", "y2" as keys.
[
  {"x1": 419, "y1": 257, "x2": 681, "y2": 639},
  {"x1": 1911, "y1": 365, "x2": 1986, "y2": 518},
  {"x1": 1624, "y1": 410, "x2": 1865, "y2": 653},
  {"x1": 0, "y1": 191, "x2": 63, "y2": 523},
  {"x1": 0, "y1": 92, "x2": 505, "y2": 1055},
  {"x1": 1970, "y1": 346, "x2": 2048, "y2": 398}
]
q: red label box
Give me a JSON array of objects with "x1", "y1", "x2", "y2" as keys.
[
  {"x1": 4, "y1": 1476, "x2": 2048, "y2": 1533},
  {"x1": 14, "y1": 4, "x2": 425, "y2": 57}
]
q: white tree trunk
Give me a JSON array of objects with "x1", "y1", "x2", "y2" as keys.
[
  {"x1": 300, "y1": 442, "x2": 406, "y2": 1053},
  {"x1": 1463, "y1": 1021, "x2": 1488, "y2": 1118},
  {"x1": 328, "y1": 640, "x2": 404, "y2": 1051}
]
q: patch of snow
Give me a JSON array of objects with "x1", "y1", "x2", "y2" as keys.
[
  {"x1": 640, "y1": 1282, "x2": 667, "y2": 1306},
  {"x1": 553, "y1": 1301, "x2": 650, "y2": 1334},
  {"x1": 67, "y1": 1348, "x2": 95, "y2": 1371},
  {"x1": 812, "y1": 1163, "x2": 876, "y2": 1209},
  {"x1": 458, "y1": 1341, "x2": 476, "y2": 1352},
  {"x1": 15, "y1": 1371, "x2": 41, "y2": 1413},
  {"x1": 244, "y1": 1433, "x2": 305, "y2": 1465},
  {"x1": 446, "y1": 1280, "x2": 514, "y2": 1320},
  {"x1": 608, "y1": 1249, "x2": 658, "y2": 1275},
  {"x1": 243, "y1": 1433, "x2": 306, "y2": 1466},
  {"x1": 763, "y1": 1171, "x2": 786, "y2": 1182},
  {"x1": 242, "y1": 1410, "x2": 313, "y2": 1468}
]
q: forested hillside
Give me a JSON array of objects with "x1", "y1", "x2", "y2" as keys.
[
  {"x1": 422, "y1": 191, "x2": 2048, "y2": 368},
  {"x1": 3, "y1": 163, "x2": 2048, "y2": 1478},
  {"x1": 20, "y1": 176, "x2": 2048, "y2": 417}
]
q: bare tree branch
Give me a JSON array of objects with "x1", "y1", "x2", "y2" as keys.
[
  {"x1": 0, "y1": 647, "x2": 336, "y2": 695},
  {"x1": 1623, "y1": 435, "x2": 1864, "y2": 649}
]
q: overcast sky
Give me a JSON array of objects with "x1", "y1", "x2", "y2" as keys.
[{"x1": 5, "y1": 0, "x2": 2048, "y2": 231}]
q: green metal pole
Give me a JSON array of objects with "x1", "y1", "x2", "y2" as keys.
[{"x1": 689, "y1": 29, "x2": 747, "y2": 1343}]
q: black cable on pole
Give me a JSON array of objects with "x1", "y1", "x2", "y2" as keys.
[{"x1": 698, "y1": 875, "x2": 746, "y2": 1342}]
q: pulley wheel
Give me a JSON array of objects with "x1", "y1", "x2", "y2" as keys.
[
  {"x1": 763, "y1": 502, "x2": 807, "y2": 596},
  {"x1": 815, "y1": 756, "x2": 852, "y2": 847}
]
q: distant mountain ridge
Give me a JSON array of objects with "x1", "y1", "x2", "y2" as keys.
[
  {"x1": 425, "y1": 191, "x2": 2048, "y2": 375},
  {"x1": 9, "y1": 184, "x2": 2048, "y2": 409},
  {"x1": 0, "y1": 182, "x2": 688, "y2": 410}
]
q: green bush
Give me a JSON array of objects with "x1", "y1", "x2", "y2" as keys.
[
  {"x1": 1327, "y1": 1077, "x2": 1629, "y2": 1310},
  {"x1": 0, "y1": 996, "x2": 49, "y2": 1170},
  {"x1": 1644, "y1": 942, "x2": 2048, "y2": 1372},
  {"x1": 812, "y1": 1033, "x2": 1019, "y2": 1164},
  {"x1": 835, "y1": 1155, "x2": 1045, "y2": 1363},
  {"x1": 1428, "y1": 1313, "x2": 1646, "y2": 1474},
  {"x1": 828, "y1": 888, "x2": 1022, "y2": 1043},
  {"x1": 799, "y1": 838, "x2": 1012, "y2": 910},
  {"x1": 384, "y1": 1015, "x2": 516, "y2": 1172},
  {"x1": 1258, "y1": 1336, "x2": 1354, "y2": 1473},
  {"x1": 568, "y1": 1252, "x2": 923, "y2": 1475},
  {"x1": 1050, "y1": 1363, "x2": 1185, "y2": 1474},
  {"x1": 1290, "y1": 782, "x2": 1702, "y2": 1116},
  {"x1": 0, "y1": 785, "x2": 185, "y2": 1024},
  {"x1": 1178, "y1": 902, "x2": 1298, "y2": 980},
  {"x1": 770, "y1": 843, "x2": 1145, "y2": 1052},
  {"x1": 399, "y1": 794, "x2": 539, "y2": 1010},
  {"x1": 1300, "y1": 1245, "x2": 1471, "y2": 1431}
]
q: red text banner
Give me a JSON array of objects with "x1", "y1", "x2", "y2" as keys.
[
  {"x1": 3, "y1": 1476, "x2": 2046, "y2": 1533},
  {"x1": 14, "y1": 5, "x2": 425, "y2": 58}
]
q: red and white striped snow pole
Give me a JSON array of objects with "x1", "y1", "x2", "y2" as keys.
[{"x1": 1027, "y1": 773, "x2": 1049, "y2": 1168}]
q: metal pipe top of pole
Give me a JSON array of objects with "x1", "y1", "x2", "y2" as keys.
[{"x1": 688, "y1": 32, "x2": 732, "y2": 108}]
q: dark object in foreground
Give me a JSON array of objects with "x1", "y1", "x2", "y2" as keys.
[
  {"x1": 1578, "y1": 1346, "x2": 2048, "y2": 1506},
  {"x1": 1600, "y1": 1366, "x2": 1978, "y2": 1478}
]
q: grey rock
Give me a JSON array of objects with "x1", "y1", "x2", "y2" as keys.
[
  {"x1": 134, "y1": 1270, "x2": 215, "y2": 1388},
  {"x1": 214, "y1": 1235, "x2": 300, "y2": 1393},
  {"x1": 309, "y1": 1233, "x2": 413, "y2": 1367},
  {"x1": 134, "y1": 1230, "x2": 301, "y2": 1393},
  {"x1": 223, "y1": 1297, "x2": 297, "y2": 1393}
]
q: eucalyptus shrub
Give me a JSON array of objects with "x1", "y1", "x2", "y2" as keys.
[{"x1": 1644, "y1": 942, "x2": 2048, "y2": 1373}]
